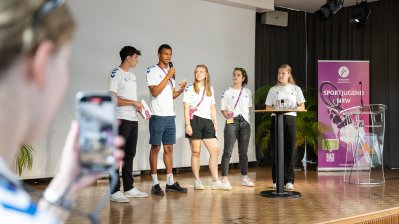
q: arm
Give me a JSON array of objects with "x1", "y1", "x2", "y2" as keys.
[
  {"x1": 221, "y1": 110, "x2": 229, "y2": 119},
  {"x1": 184, "y1": 102, "x2": 192, "y2": 136},
  {"x1": 38, "y1": 121, "x2": 124, "y2": 223},
  {"x1": 109, "y1": 91, "x2": 143, "y2": 111},
  {"x1": 211, "y1": 104, "x2": 218, "y2": 131},
  {"x1": 148, "y1": 68, "x2": 175, "y2": 97},
  {"x1": 173, "y1": 79, "x2": 187, "y2": 99}
]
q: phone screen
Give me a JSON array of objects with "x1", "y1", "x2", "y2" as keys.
[{"x1": 77, "y1": 92, "x2": 116, "y2": 171}]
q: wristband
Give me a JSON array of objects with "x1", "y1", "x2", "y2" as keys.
[
  {"x1": 42, "y1": 188, "x2": 74, "y2": 211},
  {"x1": 185, "y1": 123, "x2": 191, "y2": 126}
]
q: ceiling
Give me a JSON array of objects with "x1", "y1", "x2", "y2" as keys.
[{"x1": 275, "y1": 0, "x2": 380, "y2": 13}]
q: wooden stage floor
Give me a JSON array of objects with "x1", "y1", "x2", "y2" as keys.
[{"x1": 27, "y1": 165, "x2": 399, "y2": 223}]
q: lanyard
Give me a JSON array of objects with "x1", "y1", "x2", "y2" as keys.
[
  {"x1": 233, "y1": 87, "x2": 243, "y2": 109},
  {"x1": 195, "y1": 88, "x2": 206, "y2": 108},
  {"x1": 156, "y1": 64, "x2": 173, "y2": 86}
]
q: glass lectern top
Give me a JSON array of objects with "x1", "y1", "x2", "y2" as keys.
[{"x1": 342, "y1": 104, "x2": 387, "y2": 115}]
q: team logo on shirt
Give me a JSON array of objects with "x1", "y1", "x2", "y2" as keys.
[
  {"x1": 185, "y1": 85, "x2": 192, "y2": 92},
  {"x1": 110, "y1": 68, "x2": 118, "y2": 78},
  {"x1": 147, "y1": 65, "x2": 156, "y2": 74}
]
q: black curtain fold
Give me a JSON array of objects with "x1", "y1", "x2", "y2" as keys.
[{"x1": 255, "y1": 0, "x2": 399, "y2": 167}]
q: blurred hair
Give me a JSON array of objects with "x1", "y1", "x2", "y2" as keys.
[{"x1": 0, "y1": 0, "x2": 76, "y2": 73}]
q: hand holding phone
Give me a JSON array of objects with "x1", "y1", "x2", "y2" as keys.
[{"x1": 76, "y1": 91, "x2": 116, "y2": 172}]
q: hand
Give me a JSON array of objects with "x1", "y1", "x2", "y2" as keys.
[
  {"x1": 167, "y1": 67, "x2": 175, "y2": 79},
  {"x1": 185, "y1": 125, "x2": 193, "y2": 136},
  {"x1": 179, "y1": 79, "x2": 187, "y2": 91},
  {"x1": 133, "y1": 101, "x2": 143, "y2": 112},
  {"x1": 47, "y1": 121, "x2": 125, "y2": 201}
]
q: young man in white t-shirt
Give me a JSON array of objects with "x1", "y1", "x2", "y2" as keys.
[
  {"x1": 146, "y1": 44, "x2": 187, "y2": 196},
  {"x1": 108, "y1": 46, "x2": 148, "y2": 202}
]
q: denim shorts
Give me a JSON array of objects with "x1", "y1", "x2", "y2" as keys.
[
  {"x1": 149, "y1": 115, "x2": 176, "y2": 145},
  {"x1": 186, "y1": 115, "x2": 216, "y2": 139}
]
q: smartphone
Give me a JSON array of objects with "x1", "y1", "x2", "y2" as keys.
[{"x1": 76, "y1": 91, "x2": 116, "y2": 172}]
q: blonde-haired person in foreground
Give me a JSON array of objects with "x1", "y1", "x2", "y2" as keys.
[{"x1": 0, "y1": 0, "x2": 123, "y2": 223}]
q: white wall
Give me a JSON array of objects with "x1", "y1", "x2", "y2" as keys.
[{"x1": 23, "y1": 0, "x2": 256, "y2": 179}]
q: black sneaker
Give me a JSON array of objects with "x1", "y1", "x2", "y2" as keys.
[
  {"x1": 151, "y1": 184, "x2": 165, "y2": 196},
  {"x1": 165, "y1": 181, "x2": 188, "y2": 193}
]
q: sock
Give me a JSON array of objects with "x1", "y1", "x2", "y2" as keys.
[
  {"x1": 151, "y1": 174, "x2": 159, "y2": 186},
  {"x1": 242, "y1": 175, "x2": 248, "y2": 180},
  {"x1": 166, "y1": 174, "x2": 174, "y2": 185}
]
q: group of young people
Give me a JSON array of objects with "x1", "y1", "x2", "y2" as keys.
[
  {"x1": 108, "y1": 44, "x2": 256, "y2": 202},
  {"x1": 0, "y1": 0, "x2": 306, "y2": 221}
]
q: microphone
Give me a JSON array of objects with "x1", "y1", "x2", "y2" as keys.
[
  {"x1": 168, "y1": 62, "x2": 175, "y2": 79},
  {"x1": 359, "y1": 81, "x2": 364, "y2": 109}
]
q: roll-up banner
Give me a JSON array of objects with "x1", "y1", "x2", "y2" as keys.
[{"x1": 318, "y1": 60, "x2": 369, "y2": 171}]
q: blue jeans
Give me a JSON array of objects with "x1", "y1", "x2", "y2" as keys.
[{"x1": 221, "y1": 115, "x2": 251, "y2": 176}]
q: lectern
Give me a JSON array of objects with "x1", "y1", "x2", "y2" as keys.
[
  {"x1": 255, "y1": 109, "x2": 306, "y2": 198},
  {"x1": 341, "y1": 104, "x2": 387, "y2": 185}
]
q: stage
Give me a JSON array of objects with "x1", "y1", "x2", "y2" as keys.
[{"x1": 26, "y1": 165, "x2": 399, "y2": 223}]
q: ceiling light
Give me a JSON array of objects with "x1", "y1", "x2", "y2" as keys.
[
  {"x1": 350, "y1": 0, "x2": 371, "y2": 29},
  {"x1": 316, "y1": 0, "x2": 344, "y2": 20}
]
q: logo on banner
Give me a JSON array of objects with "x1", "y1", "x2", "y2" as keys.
[
  {"x1": 337, "y1": 66, "x2": 350, "y2": 83},
  {"x1": 338, "y1": 66, "x2": 349, "y2": 78}
]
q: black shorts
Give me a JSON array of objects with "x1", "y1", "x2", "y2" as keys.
[{"x1": 186, "y1": 115, "x2": 216, "y2": 139}]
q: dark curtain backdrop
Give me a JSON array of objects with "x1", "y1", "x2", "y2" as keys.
[{"x1": 255, "y1": 0, "x2": 399, "y2": 167}]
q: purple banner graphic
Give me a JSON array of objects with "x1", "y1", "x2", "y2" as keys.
[{"x1": 318, "y1": 61, "x2": 369, "y2": 171}]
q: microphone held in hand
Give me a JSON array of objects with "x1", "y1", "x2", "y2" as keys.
[{"x1": 169, "y1": 62, "x2": 175, "y2": 79}]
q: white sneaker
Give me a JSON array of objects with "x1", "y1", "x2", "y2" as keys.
[
  {"x1": 285, "y1": 182, "x2": 294, "y2": 191},
  {"x1": 194, "y1": 179, "x2": 205, "y2": 190},
  {"x1": 111, "y1": 191, "x2": 129, "y2": 203},
  {"x1": 242, "y1": 178, "x2": 255, "y2": 187},
  {"x1": 221, "y1": 181, "x2": 232, "y2": 191},
  {"x1": 211, "y1": 180, "x2": 224, "y2": 190},
  {"x1": 124, "y1": 187, "x2": 148, "y2": 198}
]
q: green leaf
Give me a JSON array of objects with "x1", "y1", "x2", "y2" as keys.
[{"x1": 16, "y1": 144, "x2": 34, "y2": 176}]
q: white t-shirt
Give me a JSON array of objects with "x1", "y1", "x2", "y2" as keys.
[
  {"x1": 108, "y1": 67, "x2": 138, "y2": 121},
  {"x1": 183, "y1": 84, "x2": 215, "y2": 120},
  {"x1": 221, "y1": 86, "x2": 252, "y2": 123},
  {"x1": 0, "y1": 158, "x2": 59, "y2": 224},
  {"x1": 146, "y1": 64, "x2": 176, "y2": 116},
  {"x1": 265, "y1": 84, "x2": 305, "y2": 116}
]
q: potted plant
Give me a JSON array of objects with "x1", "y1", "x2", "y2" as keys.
[{"x1": 16, "y1": 144, "x2": 34, "y2": 176}]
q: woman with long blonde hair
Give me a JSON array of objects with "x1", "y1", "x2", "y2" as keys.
[
  {"x1": 265, "y1": 64, "x2": 305, "y2": 191},
  {"x1": 183, "y1": 65, "x2": 229, "y2": 190}
]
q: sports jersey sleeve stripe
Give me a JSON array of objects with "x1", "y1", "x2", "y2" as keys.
[
  {"x1": 220, "y1": 88, "x2": 229, "y2": 110},
  {"x1": 182, "y1": 85, "x2": 192, "y2": 103},
  {"x1": 146, "y1": 66, "x2": 160, "y2": 86},
  {"x1": 108, "y1": 69, "x2": 119, "y2": 93}
]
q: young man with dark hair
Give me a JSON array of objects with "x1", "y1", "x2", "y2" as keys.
[
  {"x1": 108, "y1": 46, "x2": 148, "y2": 202},
  {"x1": 146, "y1": 44, "x2": 187, "y2": 196}
]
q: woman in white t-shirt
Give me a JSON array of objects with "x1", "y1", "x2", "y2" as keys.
[
  {"x1": 265, "y1": 64, "x2": 305, "y2": 191},
  {"x1": 220, "y1": 68, "x2": 254, "y2": 190},
  {"x1": 183, "y1": 65, "x2": 228, "y2": 190}
]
